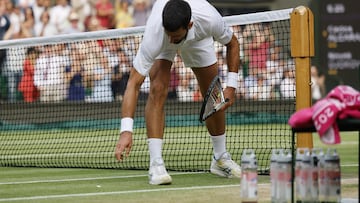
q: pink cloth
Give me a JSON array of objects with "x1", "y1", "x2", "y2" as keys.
[
  {"x1": 312, "y1": 98, "x2": 343, "y2": 144},
  {"x1": 327, "y1": 85, "x2": 360, "y2": 109},
  {"x1": 288, "y1": 108, "x2": 313, "y2": 129},
  {"x1": 288, "y1": 85, "x2": 360, "y2": 145}
]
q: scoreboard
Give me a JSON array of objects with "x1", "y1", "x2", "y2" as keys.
[{"x1": 317, "y1": 1, "x2": 360, "y2": 90}]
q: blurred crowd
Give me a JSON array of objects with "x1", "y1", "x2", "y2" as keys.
[
  {"x1": 0, "y1": 0, "x2": 325, "y2": 103},
  {"x1": 0, "y1": 0, "x2": 155, "y2": 39}
]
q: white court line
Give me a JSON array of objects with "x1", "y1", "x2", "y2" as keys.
[
  {"x1": 1, "y1": 165, "x2": 358, "y2": 185},
  {"x1": 0, "y1": 178, "x2": 357, "y2": 202},
  {"x1": 0, "y1": 184, "x2": 240, "y2": 202},
  {"x1": 0, "y1": 172, "x2": 205, "y2": 185}
]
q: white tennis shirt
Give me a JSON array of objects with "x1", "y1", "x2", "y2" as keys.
[{"x1": 133, "y1": 0, "x2": 233, "y2": 76}]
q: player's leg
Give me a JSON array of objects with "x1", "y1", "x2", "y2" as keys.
[
  {"x1": 192, "y1": 65, "x2": 241, "y2": 178},
  {"x1": 146, "y1": 59, "x2": 172, "y2": 185},
  {"x1": 192, "y1": 64, "x2": 226, "y2": 135}
]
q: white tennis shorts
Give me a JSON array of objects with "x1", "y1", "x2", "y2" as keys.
[{"x1": 156, "y1": 36, "x2": 217, "y2": 68}]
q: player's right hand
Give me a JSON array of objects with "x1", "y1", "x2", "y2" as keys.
[{"x1": 115, "y1": 132, "x2": 133, "y2": 161}]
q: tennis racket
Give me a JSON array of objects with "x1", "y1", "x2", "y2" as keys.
[{"x1": 199, "y1": 75, "x2": 229, "y2": 122}]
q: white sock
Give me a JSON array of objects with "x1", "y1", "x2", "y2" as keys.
[
  {"x1": 148, "y1": 138, "x2": 163, "y2": 164},
  {"x1": 210, "y1": 133, "x2": 226, "y2": 160}
]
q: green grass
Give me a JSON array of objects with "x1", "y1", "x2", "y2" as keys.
[
  {"x1": 0, "y1": 124, "x2": 294, "y2": 172},
  {"x1": 0, "y1": 131, "x2": 358, "y2": 203}
]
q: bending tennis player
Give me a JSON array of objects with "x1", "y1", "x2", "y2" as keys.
[{"x1": 115, "y1": 0, "x2": 241, "y2": 185}]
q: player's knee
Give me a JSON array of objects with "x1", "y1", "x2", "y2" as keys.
[{"x1": 149, "y1": 82, "x2": 168, "y2": 99}]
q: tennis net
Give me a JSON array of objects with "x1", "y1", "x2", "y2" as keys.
[{"x1": 0, "y1": 8, "x2": 296, "y2": 174}]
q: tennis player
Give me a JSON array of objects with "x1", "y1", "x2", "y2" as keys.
[{"x1": 115, "y1": 0, "x2": 241, "y2": 185}]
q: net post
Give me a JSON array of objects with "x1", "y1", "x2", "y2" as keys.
[{"x1": 290, "y1": 6, "x2": 315, "y2": 148}]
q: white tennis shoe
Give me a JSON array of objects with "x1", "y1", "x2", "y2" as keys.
[
  {"x1": 210, "y1": 152, "x2": 242, "y2": 178},
  {"x1": 148, "y1": 158, "x2": 172, "y2": 185}
]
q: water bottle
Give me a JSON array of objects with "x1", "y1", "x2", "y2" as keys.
[
  {"x1": 295, "y1": 148, "x2": 304, "y2": 202},
  {"x1": 270, "y1": 149, "x2": 280, "y2": 203},
  {"x1": 310, "y1": 148, "x2": 324, "y2": 202},
  {"x1": 240, "y1": 149, "x2": 258, "y2": 203},
  {"x1": 276, "y1": 149, "x2": 292, "y2": 203},
  {"x1": 318, "y1": 148, "x2": 341, "y2": 203},
  {"x1": 295, "y1": 148, "x2": 312, "y2": 202}
]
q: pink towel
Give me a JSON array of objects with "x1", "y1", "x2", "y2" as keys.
[
  {"x1": 312, "y1": 98, "x2": 344, "y2": 144},
  {"x1": 338, "y1": 109, "x2": 360, "y2": 119},
  {"x1": 320, "y1": 123, "x2": 341, "y2": 145},
  {"x1": 288, "y1": 107, "x2": 313, "y2": 129},
  {"x1": 327, "y1": 85, "x2": 360, "y2": 109},
  {"x1": 289, "y1": 85, "x2": 359, "y2": 145}
]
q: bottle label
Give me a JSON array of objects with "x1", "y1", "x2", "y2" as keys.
[
  {"x1": 298, "y1": 168, "x2": 311, "y2": 199},
  {"x1": 318, "y1": 168, "x2": 341, "y2": 201},
  {"x1": 318, "y1": 169, "x2": 327, "y2": 199},
  {"x1": 327, "y1": 170, "x2": 341, "y2": 197},
  {"x1": 270, "y1": 165, "x2": 277, "y2": 200},
  {"x1": 241, "y1": 171, "x2": 258, "y2": 200},
  {"x1": 277, "y1": 169, "x2": 292, "y2": 202},
  {"x1": 310, "y1": 169, "x2": 319, "y2": 199}
]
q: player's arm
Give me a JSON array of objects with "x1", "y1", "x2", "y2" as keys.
[
  {"x1": 115, "y1": 67, "x2": 145, "y2": 161},
  {"x1": 209, "y1": 9, "x2": 240, "y2": 109},
  {"x1": 223, "y1": 34, "x2": 240, "y2": 108}
]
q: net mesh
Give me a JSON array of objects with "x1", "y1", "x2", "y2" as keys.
[{"x1": 0, "y1": 9, "x2": 296, "y2": 174}]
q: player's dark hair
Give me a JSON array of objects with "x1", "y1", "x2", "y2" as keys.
[{"x1": 162, "y1": 0, "x2": 191, "y2": 32}]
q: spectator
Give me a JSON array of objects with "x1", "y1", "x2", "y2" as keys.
[
  {"x1": 248, "y1": 74, "x2": 273, "y2": 101},
  {"x1": 243, "y1": 23, "x2": 269, "y2": 73},
  {"x1": 112, "y1": 47, "x2": 131, "y2": 101},
  {"x1": 103, "y1": 38, "x2": 121, "y2": 69},
  {"x1": 84, "y1": 40, "x2": 113, "y2": 102},
  {"x1": 18, "y1": 47, "x2": 40, "y2": 102},
  {"x1": 132, "y1": 0, "x2": 151, "y2": 26},
  {"x1": 102, "y1": 38, "x2": 121, "y2": 99},
  {"x1": 279, "y1": 65, "x2": 296, "y2": 99},
  {"x1": 17, "y1": 0, "x2": 36, "y2": 10},
  {"x1": 114, "y1": 0, "x2": 134, "y2": 29},
  {"x1": 176, "y1": 59, "x2": 198, "y2": 102},
  {"x1": 42, "y1": 0, "x2": 51, "y2": 10},
  {"x1": 0, "y1": 0, "x2": 11, "y2": 66},
  {"x1": 243, "y1": 67, "x2": 258, "y2": 100},
  {"x1": 94, "y1": 0, "x2": 114, "y2": 29},
  {"x1": 0, "y1": 1, "x2": 10, "y2": 39},
  {"x1": 176, "y1": 70, "x2": 193, "y2": 102},
  {"x1": 176, "y1": 71, "x2": 203, "y2": 102},
  {"x1": 85, "y1": 62, "x2": 114, "y2": 102},
  {"x1": 70, "y1": 0, "x2": 93, "y2": 31},
  {"x1": 62, "y1": 11, "x2": 82, "y2": 34},
  {"x1": 311, "y1": 65, "x2": 326, "y2": 101},
  {"x1": 34, "y1": 9, "x2": 58, "y2": 37},
  {"x1": 65, "y1": 44, "x2": 87, "y2": 101},
  {"x1": 6, "y1": 1, "x2": 22, "y2": 39},
  {"x1": 266, "y1": 41, "x2": 284, "y2": 99},
  {"x1": 31, "y1": 0, "x2": 45, "y2": 27},
  {"x1": 2, "y1": 45, "x2": 26, "y2": 102},
  {"x1": 14, "y1": 7, "x2": 35, "y2": 38},
  {"x1": 34, "y1": 44, "x2": 67, "y2": 102},
  {"x1": 0, "y1": 0, "x2": 10, "y2": 101},
  {"x1": 50, "y1": 0, "x2": 72, "y2": 34},
  {"x1": 168, "y1": 55, "x2": 181, "y2": 99},
  {"x1": 85, "y1": 15, "x2": 104, "y2": 31}
]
